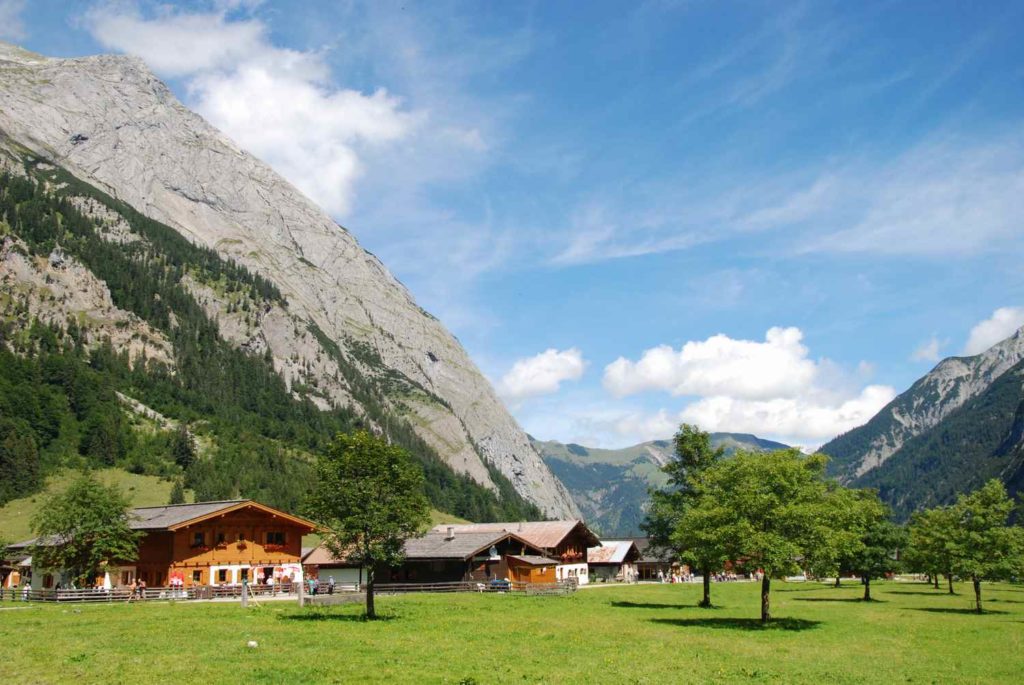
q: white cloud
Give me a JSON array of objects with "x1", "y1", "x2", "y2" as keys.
[
  {"x1": 85, "y1": 3, "x2": 417, "y2": 217},
  {"x1": 580, "y1": 326, "x2": 896, "y2": 446},
  {"x1": 963, "y1": 306, "x2": 1024, "y2": 355},
  {"x1": 0, "y1": 0, "x2": 25, "y2": 40},
  {"x1": 911, "y1": 337, "x2": 942, "y2": 363},
  {"x1": 497, "y1": 348, "x2": 587, "y2": 402},
  {"x1": 677, "y1": 385, "x2": 896, "y2": 444},
  {"x1": 604, "y1": 327, "x2": 816, "y2": 400}
]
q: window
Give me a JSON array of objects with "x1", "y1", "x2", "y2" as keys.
[
  {"x1": 266, "y1": 531, "x2": 285, "y2": 545},
  {"x1": 192, "y1": 570, "x2": 202, "y2": 584},
  {"x1": 237, "y1": 532, "x2": 246, "y2": 542},
  {"x1": 217, "y1": 569, "x2": 228, "y2": 584},
  {"x1": 43, "y1": 574, "x2": 54, "y2": 589},
  {"x1": 192, "y1": 532, "x2": 205, "y2": 547},
  {"x1": 240, "y1": 568, "x2": 249, "y2": 582},
  {"x1": 216, "y1": 532, "x2": 225, "y2": 544}
]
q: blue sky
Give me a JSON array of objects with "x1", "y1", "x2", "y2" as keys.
[{"x1": 6, "y1": 0, "x2": 1024, "y2": 447}]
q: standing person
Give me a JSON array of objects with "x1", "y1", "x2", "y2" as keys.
[
  {"x1": 328, "y1": 576, "x2": 335, "y2": 595},
  {"x1": 126, "y1": 579, "x2": 137, "y2": 603},
  {"x1": 138, "y1": 578, "x2": 147, "y2": 600}
]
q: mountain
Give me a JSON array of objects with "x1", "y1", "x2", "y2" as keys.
[
  {"x1": 533, "y1": 433, "x2": 789, "y2": 536},
  {"x1": 820, "y1": 327, "x2": 1024, "y2": 518},
  {"x1": 0, "y1": 42, "x2": 576, "y2": 518}
]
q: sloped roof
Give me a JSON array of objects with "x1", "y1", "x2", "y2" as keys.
[
  {"x1": 430, "y1": 520, "x2": 600, "y2": 550},
  {"x1": 129, "y1": 500, "x2": 247, "y2": 529},
  {"x1": 406, "y1": 531, "x2": 542, "y2": 560},
  {"x1": 506, "y1": 554, "x2": 559, "y2": 566},
  {"x1": 10, "y1": 500, "x2": 316, "y2": 549},
  {"x1": 588, "y1": 539, "x2": 641, "y2": 565},
  {"x1": 632, "y1": 537, "x2": 675, "y2": 564}
]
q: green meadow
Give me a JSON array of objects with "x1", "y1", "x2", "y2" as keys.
[{"x1": 2, "y1": 581, "x2": 1022, "y2": 683}]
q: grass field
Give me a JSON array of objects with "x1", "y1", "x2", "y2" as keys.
[{"x1": 1, "y1": 580, "x2": 1021, "y2": 683}]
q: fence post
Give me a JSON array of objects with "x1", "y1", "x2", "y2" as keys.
[{"x1": 241, "y1": 579, "x2": 249, "y2": 608}]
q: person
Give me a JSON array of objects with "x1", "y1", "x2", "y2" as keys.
[
  {"x1": 328, "y1": 576, "x2": 335, "y2": 595},
  {"x1": 138, "y1": 578, "x2": 147, "y2": 599},
  {"x1": 127, "y1": 579, "x2": 137, "y2": 603}
]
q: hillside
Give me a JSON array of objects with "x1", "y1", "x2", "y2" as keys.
[
  {"x1": 0, "y1": 41, "x2": 576, "y2": 520},
  {"x1": 822, "y1": 327, "x2": 1024, "y2": 482},
  {"x1": 534, "y1": 433, "x2": 788, "y2": 536},
  {"x1": 0, "y1": 41, "x2": 576, "y2": 518}
]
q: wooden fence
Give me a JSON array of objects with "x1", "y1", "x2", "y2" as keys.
[{"x1": 374, "y1": 580, "x2": 576, "y2": 595}]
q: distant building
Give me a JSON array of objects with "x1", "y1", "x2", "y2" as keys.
[
  {"x1": 8, "y1": 500, "x2": 316, "y2": 590},
  {"x1": 631, "y1": 537, "x2": 679, "y2": 580},
  {"x1": 587, "y1": 539, "x2": 642, "y2": 582},
  {"x1": 430, "y1": 521, "x2": 600, "y2": 584},
  {"x1": 303, "y1": 527, "x2": 557, "y2": 584}
]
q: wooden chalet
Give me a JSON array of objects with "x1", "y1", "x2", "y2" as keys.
[
  {"x1": 632, "y1": 537, "x2": 679, "y2": 581},
  {"x1": 430, "y1": 520, "x2": 600, "y2": 584},
  {"x1": 9, "y1": 500, "x2": 316, "y2": 590},
  {"x1": 587, "y1": 539, "x2": 642, "y2": 582}
]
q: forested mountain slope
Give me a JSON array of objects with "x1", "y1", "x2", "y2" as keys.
[
  {"x1": 0, "y1": 139, "x2": 539, "y2": 523},
  {"x1": 0, "y1": 41, "x2": 576, "y2": 517},
  {"x1": 821, "y1": 327, "x2": 1024, "y2": 482},
  {"x1": 534, "y1": 433, "x2": 789, "y2": 536}
]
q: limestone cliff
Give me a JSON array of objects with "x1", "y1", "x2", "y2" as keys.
[{"x1": 0, "y1": 42, "x2": 577, "y2": 517}]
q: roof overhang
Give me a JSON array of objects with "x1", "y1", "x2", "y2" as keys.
[{"x1": 161, "y1": 501, "x2": 317, "y2": 533}]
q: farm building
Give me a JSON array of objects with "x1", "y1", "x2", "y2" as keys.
[
  {"x1": 632, "y1": 537, "x2": 680, "y2": 580},
  {"x1": 304, "y1": 527, "x2": 557, "y2": 584},
  {"x1": 7, "y1": 500, "x2": 316, "y2": 590},
  {"x1": 587, "y1": 539, "x2": 642, "y2": 582},
  {"x1": 428, "y1": 521, "x2": 600, "y2": 584}
]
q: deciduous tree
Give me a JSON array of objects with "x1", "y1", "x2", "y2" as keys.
[
  {"x1": 29, "y1": 473, "x2": 142, "y2": 587},
  {"x1": 304, "y1": 430, "x2": 431, "y2": 619},
  {"x1": 945, "y1": 480, "x2": 1024, "y2": 613},
  {"x1": 689, "y1": 449, "x2": 834, "y2": 622},
  {"x1": 643, "y1": 424, "x2": 725, "y2": 607}
]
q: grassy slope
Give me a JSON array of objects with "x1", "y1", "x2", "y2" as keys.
[
  {"x1": 0, "y1": 469, "x2": 468, "y2": 546},
  {"x1": 0, "y1": 469, "x2": 190, "y2": 542},
  {"x1": 1, "y1": 581, "x2": 1021, "y2": 683}
]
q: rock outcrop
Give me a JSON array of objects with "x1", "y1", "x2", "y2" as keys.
[{"x1": 0, "y1": 41, "x2": 578, "y2": 517}]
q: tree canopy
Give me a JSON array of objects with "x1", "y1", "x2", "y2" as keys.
[
  {"x1": 304, "y1": 430, "x2": 431, "y2": 619},
  {"x1": 29, "y1": 473, "x2": 142, "y2": 587},
  {"x1": 643, "y1": 424, "x2": 726, "y2": 607}
]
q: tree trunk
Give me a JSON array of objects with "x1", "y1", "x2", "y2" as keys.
[
  {"x1": 761, "y1": 575, "x2": 771, "y2": 623},
  {"x1": 699, "y1": 565, "x2": 712, "y2": 608},
  {"x1": 862, "y1": 575, "x2": 871, "y2": 601},
  {"x1": 947, "y1": 574, "x2": 955, "y2": 595},
  {"x1": 834, "y1": 576, "x2": 841, "y2": 588},
  {"x1": 932, "y1": 573, "x2": 939, "y2": 589},
  {"x1": 365, "y1": 568, "x2": 376, "y2": 620},
  {"x1": 973, "y1": 575, "x2": 982, "y2": 614}
]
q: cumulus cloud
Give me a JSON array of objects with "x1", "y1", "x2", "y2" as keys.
[
  {"x1": 604, "y1": 327, "x2": 816, "y2": 400},
  {"x1": 911, "y1": 337, "x2": 942, "y2": 363},
  {"x1": 963, "y1": 307, "x2": 1024, "y2": 355},
  {"x1": 0, "y1": 0, "x2": 25, "y2": 40},
  {"x1": 676, "y1": 385, "x2": 896, "y2": 444},
  {"x1": 85, "y1": 3, "x2": 417, "y2": 217},
  {"x1": 497, "y1": 348, "x2": 586, "y2": 402},
  {"x1": 590, "y1": 326, "x2": 895, "y2": 446}
]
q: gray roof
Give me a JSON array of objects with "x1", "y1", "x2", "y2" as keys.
[
  {"x1": 129, "y1": 500, "x2": 249, "y2": 530},
  {"x1": 506, "y1": 554, "x2": 559, "y2": 566},
  {"x1": 404, "y1": 531, "x2": 529, "y2": 561},
  {"x1": 429, "y1": 520, "x2": 600, "y2": 550}
]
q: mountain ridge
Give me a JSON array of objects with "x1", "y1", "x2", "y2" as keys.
[{"x1": 0, "y1": 41, "x2": 576, "y2": 517}]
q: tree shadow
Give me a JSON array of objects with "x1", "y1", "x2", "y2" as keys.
[
  {"x1": 887, "y1": 590, "x2": 950, "y2": 596},
  {"x1": 913, "y1": 607, "x2": 1008, "y2": 616},
  {"x1": 651, "y1": 617, "x2": 821, "y2": 631},
  {"x1": 793, "y1": 597, "x2": 884, "y2": 603},
  {"x1": 280, "y1": 611, "x2": 396, "y2": 623},
  {"x1": 611, "y1": 601, "x2": 712, "y2": 610}
]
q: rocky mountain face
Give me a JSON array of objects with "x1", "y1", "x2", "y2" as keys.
[
  {"x1": 534, "y1": 433, "x2": 789, "y2": 536},
  {"x1": 822, "y1": 327, "x2": 1024, "y2": 483},
  {"x1": 0, "y1": 42, "x2": 576, "y2": 517}
]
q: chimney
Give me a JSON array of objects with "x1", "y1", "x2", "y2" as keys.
[{"x1": 445, "y1": 526, "x2": 455, "y2": 541}]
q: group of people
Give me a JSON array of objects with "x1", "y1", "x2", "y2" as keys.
[
  {"x1": 657, "y1": 570, "x2": 692, "y2": 583},
  {"x1": 126, "y1": 578, "x2": 147, "y2": 601},
  {"x1": 304, "y1": 575, "x2": 336, "y2": 595}
]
